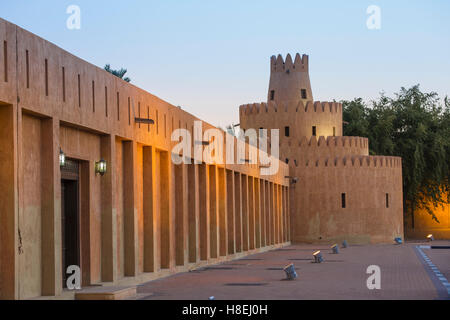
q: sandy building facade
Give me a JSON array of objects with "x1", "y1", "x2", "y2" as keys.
[{"x1": 0, "y1": 18, "x2": 290, "y2": 299}]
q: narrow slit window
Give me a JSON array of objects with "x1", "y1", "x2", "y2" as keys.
[
  {"x1": 45, "y1": 59, "x2": 48, "y2": 96},
  {"x1": 333, "y1": 127, "x2": 336, "y2": 137},
  {"x1": 386, "y1": 193, "x2": 389, "y2": 208},
  {"x1": 116, "y1": 92, "x2": 120, "y2": 120},
  {"x1": 77, "y1": 74, "x2": 81, "y2": 107},
  {"x1": 285, "y1": 126, "x2": 290, "y2": 137},
  {"x1": 270, "y1": 90, "x2": 275, "y2": 101},
  {"x1": 164, "y1": 114, "x2": 167, "y2": 138},
  {"x1": 25, "y1": 50, "x2": 29, "y2": 88},
  {"x1": 128, "y1": 97, "x2": 131, "y2": 125},
  {"x1": 62, "y1": 67, "x2": 66, "y2": 102},
  {"x1": 92, "y1": 81, "x2": 95, "y2": 112},
  {"x1": 301, "y1": 89, "x2": 307, "y2": 99},
  {"x1": 341, "y1": 193, "x2": 346, "y2": 208},
  {"x1": 138, "y1": 102, "x2": 141, "y2": 128},
  {"x1": 156, "y1": 110, "x2": 159, "y2": 134},
  {"x1": 147, "y1": 106, "x2": 150, "y2": 132},
  {"x1": 285, "y1": 158, "x2": 289, "y2": 164},
  {"x1": 105, "y1": 86, "x2": 108, "y2": 117},
  {"x1": 3, "y1": 41, "x2": 7, "y2": 82},
  {"x1": 312, "y1": 126, "x2": 317, "y2": 136}
]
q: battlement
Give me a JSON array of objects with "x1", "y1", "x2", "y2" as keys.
[
  {"x1": 280, "y1": 136, "x2": 368, "y2": 149},
  {"x1": 271, "y1": 53, "x2": 309, "y2": 72},
  {"x1": 294, "y1": 155, "x2": 402, "y2": 169},
  {"x1": 240, "y1": 101, "x2": 342, "y2": 115}
]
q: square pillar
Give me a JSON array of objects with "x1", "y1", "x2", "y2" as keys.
[
  {"x1": 122, "y1": 141, "x2": 139, "y2": 276},
  {"x1": 40, "y1": 118, "x2": 62, "y2": 296},
  {"x1": 100, "y1": 135, "x2": 117, "y2": 282}
]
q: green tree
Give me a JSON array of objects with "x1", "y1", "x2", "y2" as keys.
[
  {"x1": 104, "y1": 64, "x2": 131, "y2": 82},
  {"x1": 342, "y1": 85, "x2": 450, "y2": 226}
]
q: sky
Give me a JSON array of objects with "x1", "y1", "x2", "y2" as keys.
[{"x1": 1, "y1": 0, "x2": 449, "y2": 127}]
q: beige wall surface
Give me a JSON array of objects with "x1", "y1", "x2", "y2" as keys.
[{"x1": 0, "y1": 18, "x2": 289, "y2": 300}]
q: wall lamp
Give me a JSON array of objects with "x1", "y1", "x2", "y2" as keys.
[
  {"x1": 135, "y1": 117, "x2": 154, "y2": 125},
  {"x1": 285, "y1": 176, "x2": 299, "y2": 184},
  {"x1": 95, "y1": 158, "x2": 107, "y2": 176},
  {"x1": 394, "y1": 237, "x2": 403, "y2": 244},
  {"x1": 59, "y1": 148, "x2": 66, "y2": 167},
  {"x1": 427, "y1": 234, "x2": 434, "y2": 242},
  {"x1": 313, "y1": 250, "x2": 323, "y2": 263}
]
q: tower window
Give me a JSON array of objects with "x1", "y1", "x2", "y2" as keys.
[
  {"x1": 386, "y1": 193, "x2": 389, "y2": 208},
  {"x1": 312, "y1": 126, "x2": 317, "y2": 136},
  {"x1": 333, "y1": 127, "x2": 336, "y2": 136},
  {"x1": 301, "y1": 89, "x2": 307, "y2": 99},
  {"x1": 270, "y1": 90, "x2": 275, "y2": 100},
  {"x1": 341, "y1": 193, "x2": 346, "y2": 208},
  {"x1": 285, "y1": 158, "x2": 289, "y2": 164},
  {"x1": 285, "y1": 126, "x2": 290, "y2": 137}
]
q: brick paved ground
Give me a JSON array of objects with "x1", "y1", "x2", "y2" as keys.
[{"x1": 137, "y1": 241, "x2": 450, "y2": 300}]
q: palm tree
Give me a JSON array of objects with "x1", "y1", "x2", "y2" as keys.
[{"x1": 104, "y1": 64, "x2": 131, "y2": 82}]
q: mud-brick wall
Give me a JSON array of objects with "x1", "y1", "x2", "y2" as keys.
[{"x1": 290, "y1": 156, "x2": 404, "y2": 244}]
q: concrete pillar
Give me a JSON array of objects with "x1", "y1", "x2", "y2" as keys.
[
  {"x1": 270, "y1": 182, "x2": 275, "y2": 245},
  {"x1": 226, "y1": 170, "x2": 235, "y2": 255},
  {"x1": 182, "y1": 164, "x2": 189, "y2": 265},
  {"x1": 40, "y1": 118, "x2": 62, "y2": 296},
  {"x1": 255, "y1": 178, "x2": 261, "y2": 249},
  {"x1": 260, "y1": 179, "x2": 266, "y2": 247},
  {"x1": 187, "y1": 164, "x2": 199, "y2": 263},
  {"x1": 209, "y1": 165, "x2": 218, "y2": 259},
  {"x1": 241, "y1": 174, "x2": 249, "y2": 251},
  {"x1": 248, "y1": 176, "x2": 255, "y2": 250},
  {"x1": 174, "y1": 163, "x2": 185, "y2": 266},
  {"x1": 0, "y1": 104, "x2": 18, "y2": 299},
  {"x1": 234, "y1": 172, "x2": 242, "y2": 253},
  {"x1": 198, "y1": 163, "x2": 209, "y2": 261},
  {"x1": 123, "y1": 141, "x2": 139, "y2": 276},
  {"x1": 286, "y1": 186, "x2": 290, "y2": 242},
  {"x1": 143, "y1": 146, "x2": 157, "y2": 272},
  {"x1": 218, "y1": 167, "x2": 227, "y2": 257},
  {"x1": 276, "y1": 184, "x2": 280, "y2": 244},
  {"x1": 100, "y1": 135, "x2": 117, "y2": 282},
  {"x1": 265, "y1": 181, "x2": 270, "y2": 246},
  {"x1": 160, "y1": 151, "x2": 171, "y2": 269}
]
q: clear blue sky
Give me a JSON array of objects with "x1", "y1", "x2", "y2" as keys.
[{"x1": 1, "y1": 0, "x2": 449, "y2": 127}]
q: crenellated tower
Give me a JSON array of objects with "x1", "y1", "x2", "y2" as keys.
[
  {"x1": 268, "y1": 53, "x2": 313, "y2": 105},
  {"x1": 239, "y1": 53, "x2": 404, "y2": 245}
]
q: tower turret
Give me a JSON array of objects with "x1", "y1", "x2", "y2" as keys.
[{"x1": 267, "y1": 53, "x2": 313, "y2": 105}]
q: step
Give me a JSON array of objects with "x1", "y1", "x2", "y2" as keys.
[{"x1": 75, "y1": 286, "x2": 136, "y2": 300}]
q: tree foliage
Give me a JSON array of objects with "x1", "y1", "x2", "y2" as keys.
[
  {"x1": 104, "y1": 64, "x2": 131, "y2": 82},
  {"x1": 342, "y1": 85, "x2": 450, "y2": 226}
]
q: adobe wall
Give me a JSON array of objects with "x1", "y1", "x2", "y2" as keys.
[
  {"x1": 240, "y1": 101, "x2": 343, "y2": 139},
  {"x1": 0, "y1": 18, "x2": 290, "y2": 299},
  {"x1": 290, "y1": 156, "x2": 404, "y2": 244}
]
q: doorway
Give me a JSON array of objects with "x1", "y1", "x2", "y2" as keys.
[{"x1": 61, "y1": 159, "x2": 80, "y2": 288}]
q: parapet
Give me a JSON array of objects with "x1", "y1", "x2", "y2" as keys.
[
  {"x1": 294, "y1": 155, "x2": 402, "y2": 168},
  {"x1": 240, "y1": 101, "x2": 342, "y2": 115},
  {"x1": 281, "y1": 135, "x2": 369, "y2": 149},
  {"x1": 270, "y1": 53, "x2": 309, "y2": 72}
]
